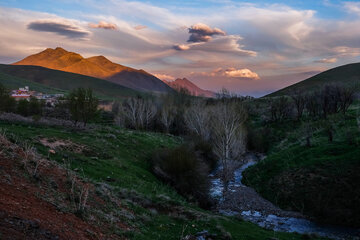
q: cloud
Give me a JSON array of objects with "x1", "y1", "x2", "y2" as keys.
[
  {"x1": 134, "y1": 25, "x2": 147, "y2": 30},
  {"x1": 154, "y1": 73, "x2": 175, "y2": 81},
  {"x1": 27, "y1": 19, "x2": 90, "y2": 38},
  {"x1": 190, "y1": 35, "x2": 257, "y2": 56},
  {"x1": 187, "y1": 23, "x2": 226, "y2": 42},
  {"x1": 332, "y1": 46, "x2": 360, "y2": 57},
  {"x1": 344, "y1": 2, "x2": 360, "y2": 15},
  {"x1": 173, "y1": 44, "x2": 191, "y2": 51},
  {"x1": 89, "y1": 21, "x2": 118, "y2": 30},
  {"x1": 224, "y1": 68, "x2": 260, "y2": 79},
  {"x1": 192, "y1": 67, "x2": 260, "y2": 80},
  {"x1": 314, "y1": 57, "x2": 337, "y2": 63}
]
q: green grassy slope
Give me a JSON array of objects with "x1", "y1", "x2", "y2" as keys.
[
  {"x1": 243, "y1": 104, "x2": 360, "y2": 227},
  {"x1": 0, "y1": 71, "x2": 65, "y2": 94},
  {"x1": 267, "y1": 63, "x2": 360, "y2": 97},
  {"x1": 0, "y1": 121, "x2": 325, "y2": 240},
  {"x1": 0, "y1": 64, "x2": 141, "y2": 100}
]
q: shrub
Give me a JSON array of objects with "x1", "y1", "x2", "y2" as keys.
[
  {"x1": 151, "y1": 144, "x2": 211, "y2": 208},
  {"x1": 247, "y1": 127, "x2": 271, "y2": 153},
  {"x1": 193, "y1": 138, "x2": 218, "y2": 172}
]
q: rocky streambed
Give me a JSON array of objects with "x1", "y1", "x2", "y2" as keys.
[{"x1": 209, "y1": 153, "x2": 360, "y2": 240}]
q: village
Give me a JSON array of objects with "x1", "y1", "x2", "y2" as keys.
[{"x1": 10, "y1": 86, "x2": 64, "y2": 106}]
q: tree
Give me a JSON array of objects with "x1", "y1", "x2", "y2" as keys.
[
  {"x1": 210, "y1": 102, "x2": 247, "y2": 184},
  {"x1": 68, "y1": 88, "x2": 99, "y2": 126},
  {"x1": 290, "y1": 90, "x2": 306, "y2": 120},
  {"x1": 269, "y1": 96, "x2": 292, "y2": 121},
  {"x1": 28, "y1": 97, "x2": 44, "y2": 116},
  {"x1": 305, "y1": 93, "x2": 321, "y2": 118},
  {"x1": 17, "y1": 99, "x2": 29, "y2": 116},
  {"x1": 338, "y1": 86, "x2": 355, "y2": 115},
  {"x1": 160, "y1": 104, "x2": 175, "y2": 133},
  {"x1": 121, "y1": 97, "x2": 157, "y2": 130},
  {"x1": 0, "y1": 83, "x2": 9, "y2": 111},
  {"x1": 183, "y1": 100, "x2": 211, "y2": 140},
  {"x1": 0, "y1": 84, "x2": 16, "y2": 113}
]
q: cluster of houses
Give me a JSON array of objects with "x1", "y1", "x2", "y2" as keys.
[{"x1": 11, "y1": 86, "x2": 64, "y2": 106}]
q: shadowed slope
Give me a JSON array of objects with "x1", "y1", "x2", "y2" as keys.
[
  {"x1": 267, "y1": 63, "x2": 360, "y2": 97},
  {"x1": 0, "y1": 64, "x2": 140, "y2": 99}
]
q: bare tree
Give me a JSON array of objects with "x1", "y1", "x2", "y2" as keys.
[
  {"x1": 160, "y1": 104, "x2": 176, "y2": 133},
  {"x1": 305, "y1": 93, "x2": 321, "y2": 118},
  {"x1": 184, "y1": 100, "x2": 211, "y2": 140},
  {"x1": 122, "y1": 98, "x2": 139, "y2": 129},
  {"x1": 143, "y1": 99, "x2": 157, "y2": 130},
  {"x1": 269, "y1": 96, "x2": 292, "y2": 121},
  {"x1": 291, "y1": 90, "x2": 306, "y2": 120},
  {"x1": 210, "y1": 102, "x2": 247, "y2": 184},
  {"x1": 338, "y1": 86, "x2": 355, "y2": 115},
  {"x1": 121, "y1": 97, "x2": 157, "y2": 130}
]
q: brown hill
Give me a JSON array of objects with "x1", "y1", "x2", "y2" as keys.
[
  {"x1": 13, "y1": 47, "x2": 172, "y2": 93},
  {"x1": 165, "y1": 78, "x2": 215, "y2": 98}
]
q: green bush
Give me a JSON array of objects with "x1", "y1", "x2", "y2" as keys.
[
  {"x1": 151, "y1": 144, "x2": 212, "y2": 208},
  {"x1": 247, "y1": 127, "x2": 271, "y2": 153}
]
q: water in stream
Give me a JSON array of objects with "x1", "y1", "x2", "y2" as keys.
[{"x1": 209, "y1": 156, "x2": 360, "y2": 239}]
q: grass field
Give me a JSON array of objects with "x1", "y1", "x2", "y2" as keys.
[{"x1": 0, "y1": 120, "x2": 326, "y2": 240}]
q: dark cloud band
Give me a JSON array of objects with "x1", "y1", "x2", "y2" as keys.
[
  {"x1": 28, "y1": 20, "x2": 89, "y2": 38},
  {"x1": 187, "y1": 23, "x2": 225, "y2": 43}
]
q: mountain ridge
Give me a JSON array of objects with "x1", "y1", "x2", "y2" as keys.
[
  {"x1": 13, "y1": 47, "x2": 172, "y2": 93},
  {"x1": 164, "y1": 78, "x2": 215, "y2": 98}
]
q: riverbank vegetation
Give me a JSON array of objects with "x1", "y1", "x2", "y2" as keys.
[{"x1": 243, "y1": 85, "x2": 360, "y2": 228}]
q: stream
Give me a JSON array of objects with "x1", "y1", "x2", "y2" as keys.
[{"x1": 209, "y1": 153, "x2": 360, "y2": 240}]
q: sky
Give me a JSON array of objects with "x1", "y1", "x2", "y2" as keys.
[{"x1": 1, "y1": 0, "x2": 360, "y2": 96}]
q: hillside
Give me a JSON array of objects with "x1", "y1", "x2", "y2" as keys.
[
  {"x1": 267, "y1": 63, "x2": 360, "y2": 97},
  {"x1": 0, "y1": 120, "x2": 318, "y2": 240},
  {"x1": 0, "y1": 64, "x2": 140, "y2": 100},
  {"x1": 243, "y1": 99, "x2": 360, "y2": 228},
  {"x1": 13, "y1": 47, "x2": 173, "y2": 93},
  {"x1": 165, "y1": 78, "x2": 215, "y2": 98},
  {"x1": 0, "y1": 71, "x2": 65, "y2": 94}
]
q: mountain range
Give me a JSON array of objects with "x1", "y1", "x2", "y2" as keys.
[
  {"x1": 6, "y1": 47, "x2": 360, "y2": 99},
  {"x1": 13, "y1": 47, "x2": 172, "y2": 93}
]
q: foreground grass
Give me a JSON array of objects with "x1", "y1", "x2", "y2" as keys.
[{"x1": 0, "y1": 120, "x2": 324, "y2": 239}]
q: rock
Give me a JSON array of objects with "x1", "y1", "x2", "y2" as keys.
[
  {"x1": 106, "y1": 176, "x2": 115, "y2": 182},
  {"x1": 195, "y1": 230, "x2": 209, "y2": 236},
  {"x1": 183, "y1": 230, "x2": 218, "y2": 240}
]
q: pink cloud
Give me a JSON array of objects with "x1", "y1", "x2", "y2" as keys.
[
  {"x1": 192, "y1": 67, "x2": 260, "y2": 80},
  {"x1": 314, "y1": 58, "x2": 337, "y2": 63},
  {"x1": 134, "y1": 25, "x2": 147, "y2": 30},
  {"x1": 224, "y1": 68, "x2": 260, "y2": 79},
  {"x1": 154, "y1": 73, "x2": 175, "y2": 81},
  {"x1": 173, "y1": 44, "x2": 191, "y2": 51},
  {"x1": 89, "y1": 21, "x2": 118, "y2": 30}
]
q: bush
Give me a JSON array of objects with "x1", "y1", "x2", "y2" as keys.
[
  {"x1": 193, "y1": 139, "x2": 218, "y2": 172},
  {"x1": 151, "y1": 144, "x2": 212, "y2": 208}
]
